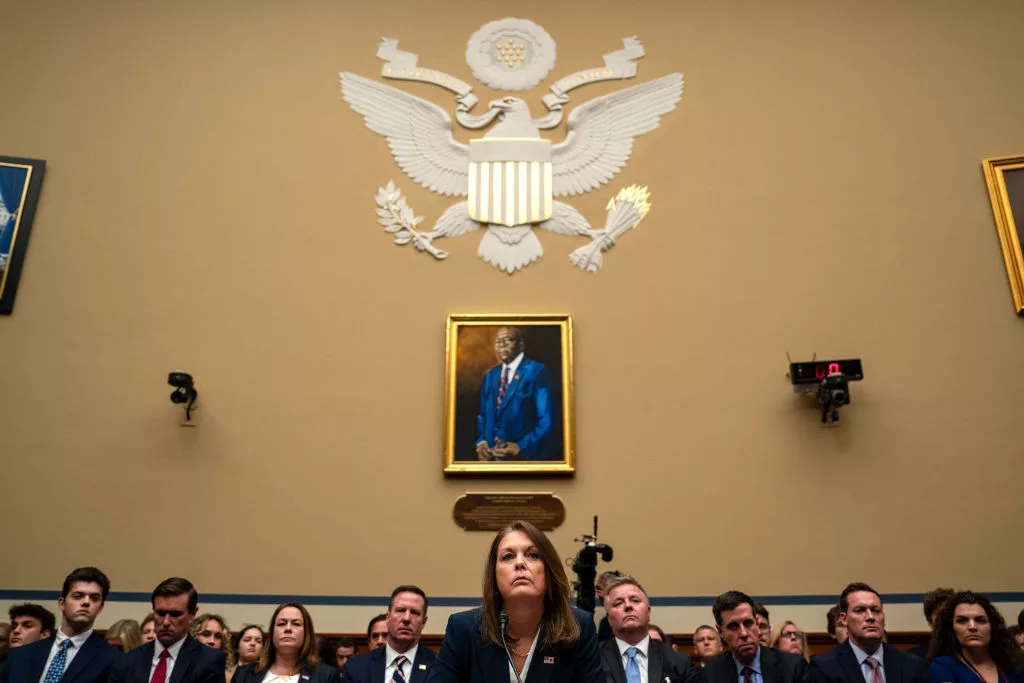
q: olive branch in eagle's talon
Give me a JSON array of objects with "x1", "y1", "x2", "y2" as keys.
[{"x1": 374, "y1": 180, "x2": 448, "y2": 259}]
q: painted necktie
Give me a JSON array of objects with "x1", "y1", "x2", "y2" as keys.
[{"x1": 497, "y1": 366, "x2": 511, "y2": 410}]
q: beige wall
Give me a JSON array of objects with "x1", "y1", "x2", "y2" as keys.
[{"x1": 2, "y1": 0, "x2": 1023, "y2": 618}]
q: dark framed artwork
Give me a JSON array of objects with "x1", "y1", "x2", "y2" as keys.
[
  {"x1": 982, "y1": 154, "x2": 1024, "y2": 314},
  {"x1": 443, "y1": 313, "x2": 575, "y2": 475},
  {"x1": 0, "y1": 156, "x2": 47, "y2": 314}
]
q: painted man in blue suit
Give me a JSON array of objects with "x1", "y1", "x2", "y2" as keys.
[
  {"x1": 475, "y1": 327, "x2": 555, "y2": 461},
  {"x1": 0, "y1": 567, "x2": 118, "y2": 683}
]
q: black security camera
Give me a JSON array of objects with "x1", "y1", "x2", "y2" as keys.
[{"x1": 168, "y1": 372, "x2": 198, "y2": 420}]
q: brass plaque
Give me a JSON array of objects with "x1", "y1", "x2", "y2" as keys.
[{"x1": 453, "y1": 493, "x2": 565, "y2": 531}]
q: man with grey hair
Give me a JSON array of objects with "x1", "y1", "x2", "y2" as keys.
[
  {"x1": 599, "y1": 576, "x2": 702, "y2": 683},
  {"x1": 693, "y1": 624, "x2": 722, "y2": 665}
]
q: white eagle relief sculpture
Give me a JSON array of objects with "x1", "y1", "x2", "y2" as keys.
[{"x1": 339, "y1": 18, "x2": 683, "y2": 273}]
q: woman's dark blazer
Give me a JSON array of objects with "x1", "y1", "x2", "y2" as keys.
[
  {"x1": 425, "y1": 608, "x2": 603, "y2": 683},
  {"x1": 232, "y1": 663, "x2": 341, "y2": 683}
]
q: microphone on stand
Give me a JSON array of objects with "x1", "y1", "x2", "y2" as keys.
[{"x1": 500, "y1": 610, "x2": 524, "y2": 683}]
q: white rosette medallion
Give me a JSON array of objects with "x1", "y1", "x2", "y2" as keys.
[{"x1": 465, "y1": 18, "x2": 556, "y2": 91}]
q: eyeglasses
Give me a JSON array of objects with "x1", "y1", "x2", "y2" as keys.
[
  {"x1": 781, "y1": 631, "x2": 805, "y2": 639},
  {"x1": 757, "y1": 623, "x2": 771, "y2": 632},
  {"x1": 494, "y1": 337, "x2": 519, "y2": 347}
]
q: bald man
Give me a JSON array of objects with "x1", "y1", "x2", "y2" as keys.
[{"x1": 474, "y1": 326, "x2": 555, "y2": 461}]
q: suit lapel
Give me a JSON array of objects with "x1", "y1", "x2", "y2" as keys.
[
  {"x1": 718, "y1": 654, "x2": 740, "y2": 683},
  {"x1": 759, "y1": 648, "x2": 780, "y2": 683},
  {"x1": 881, "y1": 645, "x2": 901, "y2": 683},
  {"x1": 478, "y1": 638, "x2": 510, "y2": 683},
  {"x1": 28, "y1": 637, "x2": 56, "y2": 682},
  {"x1": 372, "y1": 647, "x2": 387, "y2": 683},
  {"x1": 600, "y1": 640, "x2": 627, "y2": 683},
  {"x1": 134, "y1": 642, "x2": 156, "y2": 683},
  {"x1": 409, "y1": 648, "x2": 432, "y2": 683},
  {"x1": 525, "y1": 638, "x2": 556, "y2": 683},
  {"x1": 837, "y1": 643, "x2": 867, "y2": 683},
  {"x1": 169, "y1": 637, "x2": 197, "y2": 683},
  {"x1": 647, "y1": 642, "x2": 664, "y2": 683},
  {"x1": 62, "y1": 634, "x2": 99, "y2": 683}
]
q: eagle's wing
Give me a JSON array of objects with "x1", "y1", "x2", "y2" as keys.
[
  {"x1": 550, "y1": 74, "x2": 683, "y2": 197},
  {"x1": 537, "y1": 201, "x2": 593, "y2": 236},
  {"x1": 340, "y1": 73, "x2": 469, "y2": 197}
]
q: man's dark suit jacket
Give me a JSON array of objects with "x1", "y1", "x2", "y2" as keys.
[
  {"x1": 599, "y1": 637, "x2": 704, "y2": 683},
  {"x1": 341, "y1": 645, "x2": 435, "y2": 683},
  {"x1": 0, "y1": 632, "x2": 118, "y2": 683},
  {"x1": 811, "y1": 641, "x2": 931, "y2": 683},
  {"x1": 703, "y1": 648, "x2": 812, "y2": 683},
  {"x1": 233, "y1": 663, "x2": 339, "y2": 683},
  {"x1": 424, "y1": 608, "x2": 604, "y2": 683},
  {"x1": 108, "y1": 636, "x2": 225, "y2": 683}
]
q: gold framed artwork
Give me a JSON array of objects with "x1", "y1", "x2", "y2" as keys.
[
  {"x1": 982, "y1": 154, "x2": 1024, "y2": 314},
  {"x1": 1, "y1": 156, "x2": 47, "y2": 314},
  {"x1": 443, "y1": 313, "x2": 574, "y2": 475}
]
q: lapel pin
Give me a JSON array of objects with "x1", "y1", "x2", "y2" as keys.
[
  {"x1": 301, "y1": 676, "x2": 310, "y2": 680},
  {"x1": 418, "y1": 665, "x2": 427, "y2": 670},
  {"x1": 543, "y1": 657, "x2": 555, "y2": 664}
]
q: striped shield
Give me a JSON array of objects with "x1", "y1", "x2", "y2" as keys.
[{"x1": 467, "y1": 138, "x2": 553, "y2": 227}]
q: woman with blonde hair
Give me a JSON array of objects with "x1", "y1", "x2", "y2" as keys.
[
  {"x1": 193, "y1": 613, "x2": 237, "y2": 680},
  {"x1": 105, "y1": 619, "x2": 142, "y2": 652},
  {"x1": 231, "y1": 602, "x2": 338, "y2": 683},
  {"x1": 771, "y1": 621, "x2": 810, "y2": 662},
  {"x1": 426, "y1": 519, "x2": 603, "y2": 683}
]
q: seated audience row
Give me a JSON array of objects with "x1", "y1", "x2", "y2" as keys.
[{"x1": 1, "y1": 523, "x2": 1022, "y2": 683}]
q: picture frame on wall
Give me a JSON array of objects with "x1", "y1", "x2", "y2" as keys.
[
  {"x1": 982, "y1": 154, "x2": 1024, "y2": 314},
  {"x1": 444, "y1": 313, "x2": 575, "y2": 475},
  {"x1": 0, "y1": 156, "x2": 47, "y2": 314}
]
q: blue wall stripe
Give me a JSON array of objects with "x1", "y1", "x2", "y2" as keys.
[{"x1": 2, "y1": 590, "x2": 1022, "y2": 607}]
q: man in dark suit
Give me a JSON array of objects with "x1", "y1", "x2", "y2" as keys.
[
  {"x1": 598, "y1": 576, "x2": 702, "y2": 683},
  {"x1": 7, "y1": 605, "x2": 55, "y2": 649},
  {"x1": 0, "y1": 567, "x2": 118, "y2": 683},
  {"x1": 341, "y1": 586, "x2": 435, "y2": 683},
  {"x1": 811, "y1": 583, "x2": 931, "y2": 683},
  {"x1": 473, "y1": 327, "x2": 555, "y2": 462},
  {"x1": 108, "y1": 577, "x2": 224, "y2": 683},
  {"x1": 703, "y1": 591, "x2": 812, "y2": 683}
]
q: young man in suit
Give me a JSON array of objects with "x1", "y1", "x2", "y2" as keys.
[
  {"x1": 703, "y1": 591, "x2": 812, "y2": 683},
  {"x1": 473, "y1": 327, "x2": 555, "y2": 462},
  {"x1": 7, "y1": 605, "x2": 56, "y2": 649},
  {"x1": 108, "y1": 577, "x2": 225, "y2": 683},
  {"x1": 598, "y1": 576, "x2": 702, "y2": 683},
  {"x1": 811, "y1": 583, "x2": 931, "y2": 683},
  {"x1": 0, "y1": 567, "x2": 118, "y2": 683},
  {"x1": 341, "y1": 586, "x2": 436, "y2": 683}
]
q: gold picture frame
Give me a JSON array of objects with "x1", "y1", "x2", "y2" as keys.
[
  {"x1": 982, "y1": 154, "x2": 1024, "y2": 314},
  {"x1": 443, "y1": 313, "x2": 575, "y2": 475}
]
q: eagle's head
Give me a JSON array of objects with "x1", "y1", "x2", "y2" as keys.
[{"x1": 488, "y1": 96, "x2": 530, "y2": 118}]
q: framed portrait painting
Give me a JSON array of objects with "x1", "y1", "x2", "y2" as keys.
[
  {"x1": 0, "y1": 156, "x2": 47, "y2": 314},
  {"x1": 982, "y1": 154, "x2": 1024, "y2": 314},
  {"x1": 444, "y1": 313, "x2": 575, "y2": 475}
]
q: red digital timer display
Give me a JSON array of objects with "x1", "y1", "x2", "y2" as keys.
[{"x1": 789, "y1": 359, "x2": 864, "y2": 385}]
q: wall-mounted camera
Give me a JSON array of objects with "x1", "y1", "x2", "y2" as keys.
[
  {"x1": 787, "y1": 357, "x2": 863, "y2": 424},
  {"x1": 168, "y1": 372, "x2": 198, "y2": 421}
]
